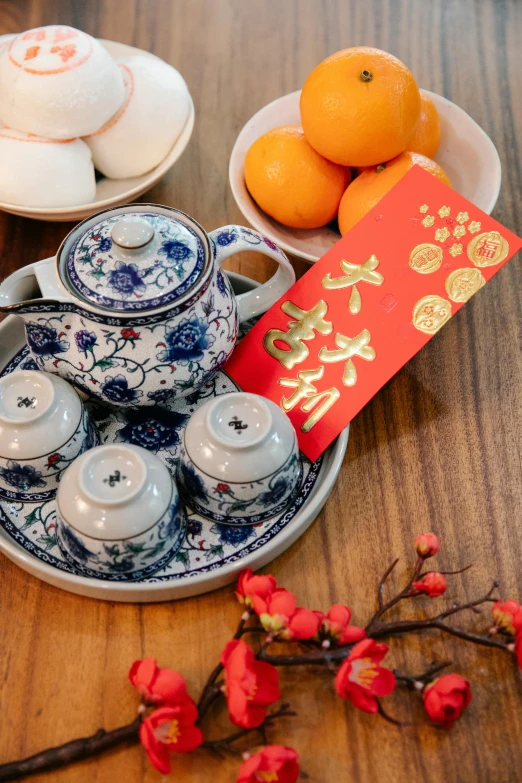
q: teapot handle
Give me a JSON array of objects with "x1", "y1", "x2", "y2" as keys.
[
  {"x1": 0, "y1": 256, "x2": 67, "y2": 309},
  {"x1": 208, "y1": 226, "x2": 295, "y2": 323}
]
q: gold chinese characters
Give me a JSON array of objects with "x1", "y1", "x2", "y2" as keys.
[
  {"x1": 264, "y1": 297, "x2": 377, "y2": 433},
  {"x1": 319, "y1": 329, "x2": 375, "y2": 386},
  {"x1": 445, "y1": 268, "x2": 485, "y2": 303},
  {"x1": 467, "y1": 231, "x2": 509, "y2": 267},
  {"x1": 263, "y1": 300, "x2": 332, "y2": 370},
  {"x1": 322, "y1": 255, "x2": 384, "y2": 314},
  {"x1": 412, "y1": 295, "x2": 452, "y2": 335},
  {"x1": 409, "y1": 244, "x2": 443, "y2": 274},
  {"x1": 279, "y1": 368, "x2": 340, "y2": 433}
]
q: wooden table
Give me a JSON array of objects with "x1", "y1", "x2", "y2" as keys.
[{"x1": 0, "y1": 1, "x2": 521, "y2": 781}]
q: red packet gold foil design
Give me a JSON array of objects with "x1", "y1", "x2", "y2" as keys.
[{"x1": 225, "y1": 166, "x2": 521, "y2": 461}]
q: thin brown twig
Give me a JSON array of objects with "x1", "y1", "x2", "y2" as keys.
[
  {"x1": 202, "y1": 705, "x2": 296, "y2": 757},
  {"x1": 368, "y1": 556, "x2": 424, "y2": 629},
  {"x1": 395, "y1": 661, "x2": 451, "y2": 687},
  {"x1": 0, "y1": 717, "x2": 141, "y2": 783},
  {"x1": 378, "y1": 558, "x2": 399, "y2": 609}
]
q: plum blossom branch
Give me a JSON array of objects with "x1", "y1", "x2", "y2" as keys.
[
  {"x1": 202, "y1": 705, "x2": 296, "y2": 758},
  {"x1": 1, "y1": 531, "x2": 521, "y2": 783}
]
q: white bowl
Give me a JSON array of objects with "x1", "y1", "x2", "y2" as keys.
[
  {"x1": 56, "y1": 443, "x2": 186, "y2": 577},
  {"x1": 0, "y1": 370, "x2": 98, "y2": 500},
  {"x1": 229, "y1": 89, "x2": 502, "y2": 263},
  {"x1": 177, "y1": 392, "x2": 302, "y2": 525},
  {"x1": 0, "y1": 39, "x2": 195, "y2": 222}
]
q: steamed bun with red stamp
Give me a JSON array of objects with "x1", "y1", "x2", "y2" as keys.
[
  {"x1": 84, "y1": 55, "x2": 190, "y2": 178},
  {"x1": 0, "y1": 26, "x2": 124, "y2": 139},
  {"x1": 0, "y1": 126, "x2": 96, "y2": 207}
]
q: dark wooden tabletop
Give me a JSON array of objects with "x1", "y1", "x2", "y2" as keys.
[{"x1": 0, "y1": 1, "x2": 521, "y2": 782}]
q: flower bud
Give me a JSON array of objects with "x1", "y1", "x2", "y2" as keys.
[
  {"x1": 412, "y1": 572, "x2": 447, "y2": 598},
  {"x1": 423, "y1": 674, "x2": 471, "y2": 728},
  {"x1": 414, "y1": 532, "x2": 440, "y2": 558}
]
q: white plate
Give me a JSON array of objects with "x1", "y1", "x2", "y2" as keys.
[
  {"x1": 0, "y1": 40, "x2": 195, "y2": 222},
  {"x1": 0, "y1": 273, "x2": 348, "y2": 602},
  {"x1": 229, "y1": 89, "x2": 502, "y2": 263}
]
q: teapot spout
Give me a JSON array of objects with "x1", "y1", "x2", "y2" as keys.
[{"x1": 0, "y1": 257, "x2": 68, "y2": 314}]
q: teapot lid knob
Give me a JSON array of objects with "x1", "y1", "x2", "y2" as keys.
[{"x1": 111, "y1": 217, "x2": 155, "y2": 249}]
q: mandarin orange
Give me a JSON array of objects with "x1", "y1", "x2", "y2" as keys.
[
  {"x1": 300, "y1": 47, "x2": 421, "y2": 167},
  {"x1": 244, "y1": 125, "x2": 350, "y2": 229},
  {"x1": 408, "y1": 90, "x2": 441, "y2": 158},
  {"x1": 337, "y1": 151, "x2": 451, "y2": 235}
]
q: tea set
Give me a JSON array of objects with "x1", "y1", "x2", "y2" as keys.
[{"x1": 0, "y1": 203, "x2": 307, "y2": 580}]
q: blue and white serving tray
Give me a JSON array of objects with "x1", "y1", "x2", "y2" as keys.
[{"x1": 0, "y1": 273, "x2": 348, "y2": 602}]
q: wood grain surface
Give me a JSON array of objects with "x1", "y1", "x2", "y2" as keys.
[{"x1": 0, "y1": 1, "x2": 521, "y2": 781}]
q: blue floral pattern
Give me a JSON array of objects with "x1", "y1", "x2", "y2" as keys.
[
  {"x1": 216, "y1": 270, "x2": 228, "y2": 297},
  {"x1": 23, "y1": 256, "x2": 237, "y2": 407},
  {"x1": 0, "y1": 405, "x2": 98, "y2": 502},
  {"x1": 65, "y1": 212, "x2": 205, "y2": 312},
  {"x1": 177, "y1": 447, "x2": 302, "y2": 526},
  {"x1": 100, "y1": 374, "x2": 143, "y2": 405},
  {"x1": 75, "y1": 329, "x2": 97, "y2": 353},
  {"x1": 212, "y1": 523, "x2": 256, "y2": 546},
  {"x1": 26, "y1": 322, "x2": 69, "y2": 358},
  {"x1": 178, "y1": 461, "x2": 208, "y2": 503},
  {"x1": 115, "y1": 408, "x2": 189, "y2": 452},
  {"x1": 0, "y1": 345, "x2": 325, "y2": 585},
  {"x1": 215, "y1": 229, "x2": 237, "y2": 246},
  {"x1": 0, "y1": 462, "x2": 45, "y2": 492},
  {"x1": 157, "y1": 316, "x2": 215, "y2": 365},
  {"x1": 108, "y1": 262, "x2": 146, "y2": 298},
  {"x1": 57, "y1": 498, "x2": 187, "y2": 578}
]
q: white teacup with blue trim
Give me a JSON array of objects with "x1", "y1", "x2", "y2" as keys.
[
  {"x1": 177, "y1": 392, "x2": 302, "y2": 526},
  {"x1": 56, "y1": 444, "x2": 186, "y2": 578},
  {"x1": 0, "y1": 369, "x2": 98, "y2": 501}
]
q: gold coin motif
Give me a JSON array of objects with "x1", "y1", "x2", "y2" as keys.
[
  {"x1": 412, "y1": 295, "x2": 452, "y2": 335},
  {"x1": 467, "y1": 231, "x2": 509, "y2": 267},
  {"x1": 445, "y1": 268, "x2": 486, "y2": 303},
  {"x1": 409, "y1": 243, "x2": 443, "y2": 274}
]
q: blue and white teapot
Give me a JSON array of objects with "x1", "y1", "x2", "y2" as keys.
[{"x1": 0, "y1": 205, "x2": 295, "y2": 406}]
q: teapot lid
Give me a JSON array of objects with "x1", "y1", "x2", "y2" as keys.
[{"x1": 60, "y1": 205, "x2": 208, "y2": 313}]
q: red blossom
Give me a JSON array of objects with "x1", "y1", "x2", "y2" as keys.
[
  {"x1": 129, "y1": 658, "x2": 188, "y2": 706},
  {"x1": 47, "y1": 453, "x2": 61, "y2": 467},
  {"x1": 252, "y1": 588, "x2": 320, "y2": 640},
  {"x1": 214, "y1": 483, "x2": 230, "y2": 493},
  {"x1": 412, "y1": 572, "x2": 447, "y2": 598},
  {"x1": 423, "y1": 674, "x2": 471, "y2": 728},
  {"x1": 317, "y1": 604, "x2": 366, "y2": 646},
  {"x1": 235, "y1": 568, "x2": 277, "y2": 609},
  {"x1": 334, "y1": 639, "x2": 396, "y2": 713},
  {"x1": 491, "y1": 600, "x2": 522, "y2": 635},
  {"x1": 221, "y1": 640, "x2": 280, "y2": 728},
  {"x1": 414, "y1": 532, "x2": 440, "y2": 558},
  {"x1": 237, "y1": 745, "x2": 299, "y2": 783},
  {"x1": 121, "y1": 327, "x2": 140, "y2": 340},
  {"x1": 139, "y1": 703, "x2": 203, "y2": 774}
]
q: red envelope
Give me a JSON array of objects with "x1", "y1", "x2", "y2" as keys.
[{"x1": 225, "y1": 166, "x2": 522, "y2": 461}]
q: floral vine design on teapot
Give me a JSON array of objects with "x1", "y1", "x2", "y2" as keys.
[{"x1": 0, "y1": 206, "x2": 295, "y2": 407}]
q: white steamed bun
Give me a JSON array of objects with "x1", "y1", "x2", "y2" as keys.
[
  {"x1": 0, "y1": 126, "x2": 96, "y2": 207},
  {"x1": 0, "y1": 25, "x2": 124, "y2": 139},
  {"x1": 84, "y1": 55, "x2": 190, "y2": 179}
]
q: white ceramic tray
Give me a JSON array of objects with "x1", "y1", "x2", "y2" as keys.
[
  {"x1": 0, "y1": 273, "x2": 348, "y2": 602},
  {"x1": 0, "y1": 38, "x2": 195, "y2": 222}
]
